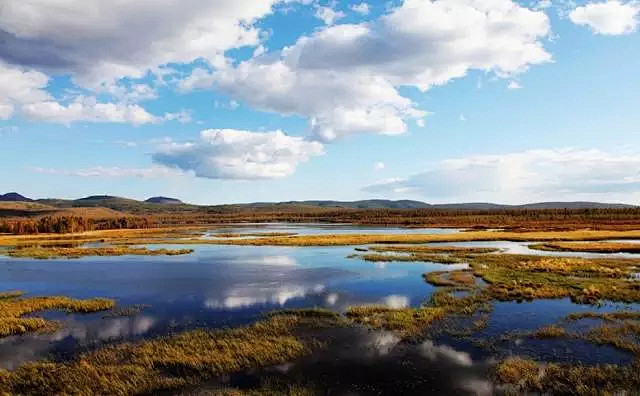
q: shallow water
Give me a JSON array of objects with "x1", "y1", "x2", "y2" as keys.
[{"x1": 0, "y1": 224, "x2": 638, "y2": 388}]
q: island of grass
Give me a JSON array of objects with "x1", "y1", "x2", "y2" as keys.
[
  {"x1": 5, "y1": 246, "x2": 194, "y2": 259},
  {"x1": 530, "y1": 241, "x2": 640, "y2": 253},
  {"x1": 0, "y1": 291, "x2": 114, "y2": 337}
]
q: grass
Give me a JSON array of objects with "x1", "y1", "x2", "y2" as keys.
[
  {"x1": 495, "y1": 357, "x2": 640, "y2": 395},
  {"x1": 196, "y1": 229, "x2": 640, "y2": 246},
  {"x1": 0, "y1": 312, "x2": 340, "y2": 395},
  {"x1": 0, "y1": 293, "x2": 115, "y2": 337},
  {"x1": 530, "y1": 241, "x2": 640, "y2": 253},
  {"x1": 345, "y1": 305, "x2": 447, "y2": 335},
  {"x1": 212, "y1": 232, "x2": 297, "y2": 238},
  {"x1": 423, "y1": 270, "x2": 475, "y2": 287},
  {"x1": 369, "y1": 245, "x2": 499, "y2": 254},
  {"x1": 357, "y1": 252, "x2": 463, "y2": 264},
  {"x1": 467, "y1": 254, "x2": 640, "y2": 303},
  {"x1": 6, "y1": 246, "x2": 194, "y2": 259}
]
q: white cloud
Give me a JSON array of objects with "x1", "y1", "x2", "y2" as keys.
[
  {"x1": 31, "y1": 165, "x2": 184, "y2": 179},
  {"x1": 315, "y1": 5, "x2": 346, "y2": 25},
  {"x1": 570, "y1": 1, "x2": 640, "y2": 35},
  {"x1": 383, "y1": 295, "x2": 410, "y2": 309},
  {"x1": 416, "y1": 118, "x2": 426, "y2": 128},
  {"x1": 508, "y1": 81, "x2": 522, "y2": 89},
  {"x1": 459, "y1": 113, "x2": 467, "y2": 121},
  {"x1": 184, "y1": 0, "x2": 551, "y2": 141},
  {"x1": 363, "y1": 148, "x2": 640, "y2": 203},
  {"x1": 0, "y1": 62, "x2": 50, "y2": 119},
  {"x1": 351, "y1": 2, "x2": 371, "y2": 14},
  {"x1": 0, "y1": 0, "x2": 288, "y2": 88},
  {"x1": 374, "y1": 161, "x2": 386, "y2": 170},
  {"x1": 21, "y1": 96, "x2": 161, "y2": 125},
  {"x1": 152, "y1": 129, "x2": 324, "y2": 179}
]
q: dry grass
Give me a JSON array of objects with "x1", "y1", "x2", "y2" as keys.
[
  {"x1": 0, "y1": 294, "x2": 115, "y2": 337},
  {"x1": 358, "y1": 252, "x2": 462, "y2": 264},
  {"x1": 345, "y1": 305, "x2": 447, "y2": 335},
  {"x1": 495, "y1": 357, "x2": 640, "y2": 394},
  {"x1": 0, "y1": 312, "x2": 337, "y2": 395},
  {"x1": 424, "y1": 270, "x2": 475, "y2": 287},
  {"x1": 6, "y1": 246, "x2": 194, "y2": 259},
  {"x1": 531, "y1": 241, "x2": 640, "y2": 253},
  {"x1": 467, "y1": 254, "x2": 640, "y2": 303},
  {"x1": 198, "y1": 230, "x2": 640, "y2": 246},
  {"x1": 370, "y1": 245, "x2": 499, "y2": 254},
  {"x1": 531, "y1": 324, "x2": 567, "y2": 338}
]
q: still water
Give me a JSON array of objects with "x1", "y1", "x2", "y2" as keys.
[{"x1": 0, "y1": 225, "x2": 637, "y2": 393}]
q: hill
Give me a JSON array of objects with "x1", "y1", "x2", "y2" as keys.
[
  {"x1": 145, "y1": 197, "x2": 183, "y2": 205},
  {"x1": 0, "y1": 192, "x2": 32, "y2": 202}
]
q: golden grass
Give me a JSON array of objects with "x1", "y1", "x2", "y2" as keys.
[
  {"x1": 424, "y1": 270, "x2": 475, "y2": 287},
  {"x1": 196, "y1": 229, "x2": 640, "y2": 246},
  {"x1": 467, "y1": 254, "x2": 640, "y2": 303},
  {"x1": 6, "y1": 246, "x2": 194, "y2": 259},
  {"x1": 212, "y1": 232, "x2": 297, "y2": 238},
  {"x1": 495, "y1": 357, "x2": 640, "y2": 394},
  {"x1": 345, "y1": 305, "x2": 446, "y2": 335},
  {"x1": 0, "y1": 312, "x2": 336, "y2": 395},
  {"x1": 370, "y1": 245, "x2": 499, "y2": 254},
  {"x1": 358, "y1": 252, "x2": 462, "y2": 264},
  {"x1": 531, "y1": 324, "x2": 567, "y2": 338},
  {"x1": 530, "y1": 241, "x2": 640, "y2": 253},
  {"x1": 0, "y1": 294, "x2": 115, "y2": 337}
]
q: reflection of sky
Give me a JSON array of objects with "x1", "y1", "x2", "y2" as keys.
[{"x1": 0, "y1": 224, "x2": 638, "y2": 368}]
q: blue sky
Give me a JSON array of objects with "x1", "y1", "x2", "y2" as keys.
[{"x1": 0, "y1": 0, "x2": 639, "y2": 204}]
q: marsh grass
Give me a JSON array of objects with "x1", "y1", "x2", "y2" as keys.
[
  {"x1": 0, "y1": 294, "x2": 115, "y2": 337},
  {"x1": 358, "y1": 252, "x2": 463, "y2": 264},
  {"x1": 6, "y1": 246, "x2": 194, "y2": 259},
  {"x1": 423, "y1": 270, "x2": 475, "y2": 287},
  {"x1": 195, "y1": 230, "x2": 640, "y2": 246},
  {"x1": 467, "y1": 254, "x2": 640, "y2": 303},
  {"x1": 0, "y1": 312, "x2": 339, "y2": 395},
  {"x1": 530, "y1": 241, "x2": 640, "y2": 254},
  {"x1": 370, "y1": 245, "x2": 499, "y2": 254},
  {"x1": 496, "y1": 357, "x2": 640, "y2": 395},
  {"x1": 345, "y1": 305, "x2": 447, "y2": 335}
]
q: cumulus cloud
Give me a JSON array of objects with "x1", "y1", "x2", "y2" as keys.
[
  {"x1": 374, "y1": 161, "x2": 386, "y2": 171},
  {"x1": 0, "y1": 0, "x2": 288, "y2": 87},
  {"x1": 0, "y1": 62, "x2": 50, "y2": 119},
  {"x1": 570, "y1": 1, "x2": 640, "y2": 35},
  {"x1": 351, "y1": 2, "x2": 371, "y2": 14},
  {"x1": 183, "y1": 0, "x2": 551, "y2": 141},
  {"x1": 152, "y1": 129, "x2": 324, "y2": 179},
  {"x1": 363, "y1": 148, "x2": 640, "y2": 203},
  {"x1": 315, "y1": 5, "x2": 346, "y2": 25},
  {"x1": 21, "y1": 97, "x2": 161, "y2": 125}
]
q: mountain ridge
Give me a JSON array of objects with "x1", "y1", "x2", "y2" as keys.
[{"x1": 1, "y1": 193, "x2": 637, "y2": 210}]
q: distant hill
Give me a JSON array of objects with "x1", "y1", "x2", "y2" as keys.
[
  {"x1": 0, "y1": 192, "x2": 32, "y2": 202},
  {"x1": 5, "y1": 193, "x2": 634, "y2": 213},
  {"x1": 244, "y1": 200, "x2": 637, "y2": 210},
  {"x1": 145, "y1": 197, "x2": 183, "y2": 205}
]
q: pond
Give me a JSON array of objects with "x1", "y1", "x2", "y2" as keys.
[{"x1": 0, "y1": 224, "x2": 638, "y2": 393}]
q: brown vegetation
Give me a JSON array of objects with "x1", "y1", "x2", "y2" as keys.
[
  {"x1": 530, "y1": 241, "x2": 640, "y2": 253},
  {"x1": 0, "y1": 293, "x2": 115, "y2": 337},
  {"x1": 6, "y1": 246, "x2": 194, "y2": 259},
  {"x1": 0, "y1": 312, "x2": 339, "y2": 395}
]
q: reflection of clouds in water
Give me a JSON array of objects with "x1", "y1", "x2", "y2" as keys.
[
  {"x1": 420, "y1": 340, "x2": 472, "y2": 367},
  {"x1": 205, "y1": 284, "x2": 325, "y2": 310},
  {"x1": 275, "y1": 327, "x2": 494, "y2": 395},
  {"x1": 383, "y1": 295, "x2": 410, "y2": 309},
  {"x1": 244, "y1": 255, "x2": 297, "y2": 267},
  {"x1": 0, "y1": 315, "x2": 156, "y2": 369},
  {"x1": 325, "y1": 293, "x2": 339, "y2": 306}
]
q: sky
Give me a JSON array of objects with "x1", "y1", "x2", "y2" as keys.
[{"x1": 0, "y1": 0, "x2": 639, "y2": 205}]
